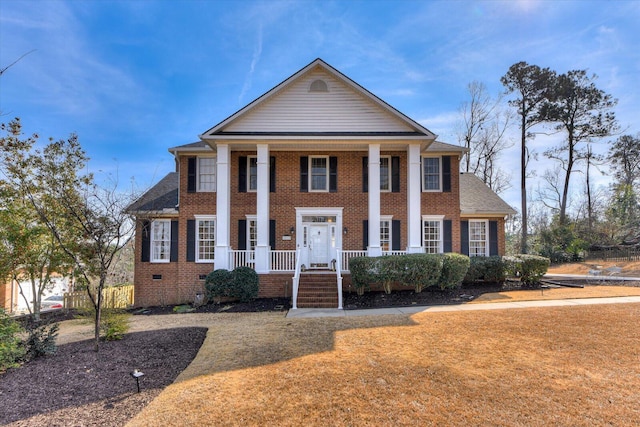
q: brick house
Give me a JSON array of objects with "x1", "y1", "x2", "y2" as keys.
[{"x1": 128, "y1": 59, "x2": 515, "y2": 309}]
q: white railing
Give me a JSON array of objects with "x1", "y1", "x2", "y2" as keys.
[
  {"x1": 291, "y1": 248, "x2": 302, "y2": 310},
  {"x1": 383, "y1": 250, "x2": 407, "y2": 256},
  {"x1": 341, "y1": 250, "x2": 367, "y2": 272},
  {"x1": 271, "y1": 250, "x2": 296, "y2": 271},
  {"x1": 229, "y1": 250, "x2": 255, "y2": 269},
  {"x1": 335, "y1": 250, "x2": 343, "y2": 309}
]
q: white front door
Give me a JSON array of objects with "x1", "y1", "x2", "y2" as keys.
[{"x1": 309, "y1": 224, "x2": 329, "y2": 267}]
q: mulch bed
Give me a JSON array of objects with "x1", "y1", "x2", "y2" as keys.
[{"x1": 0, "y1": 327, "x2": 207, "y2": 427}]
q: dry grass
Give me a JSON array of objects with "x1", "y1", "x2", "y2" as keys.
[
  {"x1": 472, "y1": 285, "x2": 640, "y2": 303},
  {"x1": 548, "y1": 260, "x2": 640, "y2": 276},
  {"x1": 127, "y1": 305, "x2": 640, "y2": 426}
]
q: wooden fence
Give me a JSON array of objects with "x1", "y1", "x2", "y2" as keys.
[
  {"x1": 586, "y1": 247, "x2": 640, "y2": 262},
  {"x1": 64, "y1": 285, "x2": 134, "y2": 310}
]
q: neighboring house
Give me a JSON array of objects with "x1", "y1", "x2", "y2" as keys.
[
  {"x1": 0, "y1": 274, "x2": 71, "y2": 314},
  {"x1": 128, "y1": 58, "x2": 515, "y2": 309}
]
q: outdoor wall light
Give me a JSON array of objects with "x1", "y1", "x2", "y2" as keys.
[
  {"x1": 343, "y1": 227, "x2": 348, "y2": 235},
  {"x1": 131, "y1": 369, "x2": 145, "y2": 393},
  {"x1": 290, "y1": 226, "x2": 295, "y2": 235}
]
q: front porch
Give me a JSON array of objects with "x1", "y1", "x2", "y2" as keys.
[{"x1": 228, "y1": 249, "x2": 407, "y2": 310}]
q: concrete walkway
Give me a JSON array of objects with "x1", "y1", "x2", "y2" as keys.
[{"x1": 286, "y1": 295, "x2": 640, "y2": 318}]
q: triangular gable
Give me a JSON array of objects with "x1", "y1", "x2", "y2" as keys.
[{"x1": 201, "y1": 58, "x2": 436, "y2": 140}]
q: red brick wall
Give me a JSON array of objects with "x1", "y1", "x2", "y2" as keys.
[{"x1": 132, "y1": 150, "x2": 508, "y2": 307}]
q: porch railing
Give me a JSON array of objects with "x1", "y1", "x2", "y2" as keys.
[
  {"x1": 341, "y1": 250, "x2": 367, "y2": 272},
  {"x1": 291, "y1": 248, "x2": 302, "y2": 310},
  {"x1": 229, "y1": 250, "x2": 255, "y2": 269},
  {"x1": 271, "y1": 250, "x2": 296, "y2": 271}
]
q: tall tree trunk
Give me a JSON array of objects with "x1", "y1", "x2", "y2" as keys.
[
  {"x1": 586, "y1": 145, "x2": 593, "y2": 231},
  {"x1": 520, "y1": 114, "x2": 528, "y2": 254},
  {"x1": 559, "y1": 139, "x2": 575, "y2": 224}
]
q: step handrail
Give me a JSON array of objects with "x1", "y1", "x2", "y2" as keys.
[
  {"x1": 335, "y1": 250, "x2": 343, "y2": 309},
  {"x1": 291, "y1": 248, "x2": 302, "y2": 310}
]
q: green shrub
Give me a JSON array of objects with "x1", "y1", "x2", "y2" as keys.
[
  {"x1": 349, "y1": 257, "x2": 373, "y2": 296},
  {"x1": 399, "y1": 253, "x2": 442, "y2": 293},
  {"x1": 0, "y1": 309, "x2": 26, "y2": 371},
  {"x1": 204, "y1": 269, "x2": 234, "y2": 302},
  {"x1": 439, "y1": 253, "x2": 470, "y2": 289},
  {"x1": 23, "y1": 322, "x2": 59, "y2": 360},
  {"x1": 100, "y1": 309, "x2": 130, "y2": 341},
  {"x1": 232, "y1": 266, "x2": 259, "y2": 302},
  {"x1": 503, "y1": 254, "x2": 550, "y2": 286},
  {"x1": 463, "y1": 256, "x2": 506, "y2": 284},
  {"x1": 204, "y1": 267, "x2": 259, "y2": 303}
]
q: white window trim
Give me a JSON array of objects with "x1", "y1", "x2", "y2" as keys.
[
  {"x1": 197, "y1": 156, "x2": 216, "y2": 193},
  {"x1": 246, "y1": 215, "x2": 257, "y2": 255},
  {"x1": 309, "y1": 155, "x2": 329, "y2": 192},
  {"x1": 380, "y1": 156, "x2": 391, "y2": 192},
  {"x1": 150, "y1": 219, "x2": 171, "y2": 263},
  {"x1": 422, "y1": 215, "x2": 444, "y2": 254},
  {"x1": 469, "y1": 219, "x2": 489, "y2": 257},
  {"x1": 247, "y1": 156, "x2": 258, "y2": 192},
  {"x1": 380, "y1": 215, "x2": 393, "y2": 251},
  {"x1": 195, "y1": 215, "x2": 216, "y2": 263},
  {"x1": 421, "y1": 156, "x2": 442, "y2": 192}
]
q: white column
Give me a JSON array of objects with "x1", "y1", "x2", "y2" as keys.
[
  {"x1": 368, "y1": 144, "x2": 382, "y2": 257},
  {"x1": 407, "y1": 143, "x2": 422, "y2": 253},
  {"x1": 214, "y1": 144, "x2": 231, "y2": 269},
  {"x1": 255, "y1": 144, "x2": 270, "y2": 273}
]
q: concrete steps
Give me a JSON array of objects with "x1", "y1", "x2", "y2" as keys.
[{"x1": 296, "y1": 273, "x2": 339, "y2": 308}]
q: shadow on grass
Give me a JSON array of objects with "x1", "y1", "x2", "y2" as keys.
[{"x1": 0, "y1": 327, "x2": 206, "y2": 425}]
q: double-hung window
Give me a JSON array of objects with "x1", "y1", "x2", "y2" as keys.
[
  {"x1": 422, "y1": 157, "x2": 441, "y2": 191},
  {"x1": 380, "y1": 217, "x2": 392, "y2": 251},
  {"x1": 195, "y1": 216, "x2": 215, "y2": 262},
  {"x1": 247, "y1": 156, "x2": 258, "y2": 192},
  {"x1": 469, "y1": 220, "x2": 488, "y2": 257},
  {"x1": 379, "y1": 156, "x2": 391, "y2": 191},
  {"x1": 151, "y1": 220, "x2": 171, "y2": 262},
  {"x1": 422, "y1": 216, "x2": 444, "y2": 254},
  {"x1": 198, "y1": 157, "x2": 216, "y2": 192},
  {"x1": 310, "y1": 156, "x2": 328, "y2": 191},
  {"x1": 246, "y1": 216, "x2": 258, "y2": 252}
]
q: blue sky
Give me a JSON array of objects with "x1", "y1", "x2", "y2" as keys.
[{"x1": 1, "y1": 0, "x2": 639, "y2": 210}]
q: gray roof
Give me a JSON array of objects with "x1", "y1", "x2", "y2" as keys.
[
  {"x1": 425, "y1": 141, "x2": 468, "y2": 153},
  {"x1": 127, "y1": 172, "x2": 179, "y2": 213},
  {"x1": 168, "y1": 140, "x2": 213, "y2": 154},
  {"x1": 459, "y1": 173, "x2": 516, "y2": 216}
]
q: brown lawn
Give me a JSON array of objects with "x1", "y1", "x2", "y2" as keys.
[
  {"x1": 127, "y1": 304, "x2": 640, "y2": 426},
  {"x1": 548, "y1": 260, "x2": 640, "y2": 276}
]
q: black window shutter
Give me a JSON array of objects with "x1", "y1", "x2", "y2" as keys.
[
  {"x1": 170, "y1": 220, "x2": 179, "y2": 262},
  {"x1": 442, "y1": 156, "x2": 451, "y2": 193},
  {"x1": 269, "y1": 219, "x2": 276, "y2": 250},
  {"x1": 239, "y1": 156, "x2": 247, "y2": 193},
  {"x1": 300, "y1": 156, "x2": 308, "y2": 192},
  {"x1": 270, "y1": 156, "x2": 276, "y2": 193},
  {"x1": 460, "y1": 220, "x2": 469, "y2": 256},
  {"x1": 392, "y1": 156, "x2": 400, "y2": 193},
  {"x1": 186, "y1": 220, "x2": 195, "y2": 262},
  {"x1": 362, "y1": 157, "x2": 368, "y2": 192},
  {"x1": 238, "y1": 219, "x2": 247, "y2": 250},
  {"x1": 443, "y1": 220, "x2": 452, "y2": 253},
  {"x1": 392, "y1": 220, "x2": 401, "y2": 251},
  {"x1": 489, "y1": 221, "x2": 499, "y2": 256},
  {"x1": 187, "y1": 157, "x2": 197, "y2": 193},
  {"x1": 141, "y1": 220, "x2": 150, "y2": 262},
  {"x1": 329, "y1": 156, "x2": 338, "y2": 192},
  {"x1": 363, "y1": 220, "x2": 369, "y2": 250}
]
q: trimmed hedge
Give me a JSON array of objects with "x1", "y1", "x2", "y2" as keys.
[
  {"x1": 463, "y1": 256, "x2": 506, "y2": 284},
  {"x1": 503, "y1": 254, "x2": 550, "y2": 286},
  {"x1": 350, "y1": 253, "x2": 470, "y2": 294},
  {"x1": 205, "y1": 267, "x2": 259, "y2": 303},
  {"x1": 440, "y1": 253, "x2": 471, "y2": 289}
]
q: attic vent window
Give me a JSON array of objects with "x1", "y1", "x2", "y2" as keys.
[{"x1": 309, "y1": 79, "x2": 328, "y2": 92}]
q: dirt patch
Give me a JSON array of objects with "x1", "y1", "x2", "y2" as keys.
[{"x1": 0, "y1": 327, "x2": 206, "y2": 426}]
